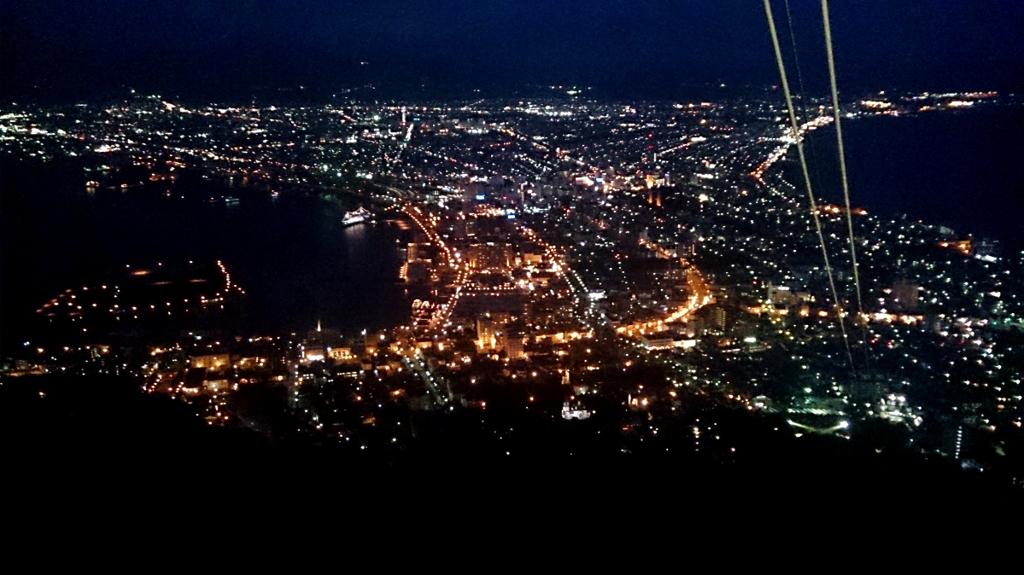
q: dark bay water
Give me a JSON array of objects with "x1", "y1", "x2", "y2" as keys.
[
  {"x1": 797, "y1": 104, "x2": 1024, "y2": 251},
  {"x1": 1, "y1": 159, "x2": 413, "y2": 352}
]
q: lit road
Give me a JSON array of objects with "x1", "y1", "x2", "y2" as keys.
[
  {"x1": 401, "y1": 347, "x2": 451, "y2": 407},
  {"x1": 402, "y1": 205, "x2": 469, "y2": 332},
  {"x1": 616, "y1": 243, "x2": 713, "y2": 337}
]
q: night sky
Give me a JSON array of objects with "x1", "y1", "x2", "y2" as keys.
[{"x1": 2, "y1": 0, "x2": 1022, "y2": 102}]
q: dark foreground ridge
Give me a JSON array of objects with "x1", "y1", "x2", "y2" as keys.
[{"x1": 5, "y1": 375, "x2": 1021, "y2": 517}]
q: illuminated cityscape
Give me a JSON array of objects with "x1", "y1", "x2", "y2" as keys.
[{"x1": 2, "y1": 1, "x2": 1023, "y2": 510}]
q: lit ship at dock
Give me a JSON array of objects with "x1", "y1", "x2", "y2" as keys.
[{"x1": 342, "y1": 206, "x2": 373, "y2": 227}]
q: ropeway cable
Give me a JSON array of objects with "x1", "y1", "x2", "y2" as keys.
[
  {"x1": 822, "y1": 0, "x2": 871, "y2": 369},
  {"x1": 763, "y1": 0, "x2": 856, "y2": 372}
]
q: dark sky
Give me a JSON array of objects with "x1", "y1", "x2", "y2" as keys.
[{"x1": 2, "y1": 0, "x2": 1022, "y2": 102}]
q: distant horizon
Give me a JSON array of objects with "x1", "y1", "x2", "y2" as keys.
[
  {"x1": 2, "y1": 81, "x2": 1017, "y2": 109},
  {"x1": 3, "y1": 0, "x2": 1022, "y2": 104}
]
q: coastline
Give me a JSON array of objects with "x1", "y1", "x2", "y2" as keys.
[
  {"x1": 0, "y1": 159, "x2": 412, "y2": 354},
  {"x1": 793, "y1": 104, "x2": 1023, "y2": 252}
]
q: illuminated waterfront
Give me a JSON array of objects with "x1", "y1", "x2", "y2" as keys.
[{"x1": 0, "y1": 158, "x2": 413, "y2": 353}]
